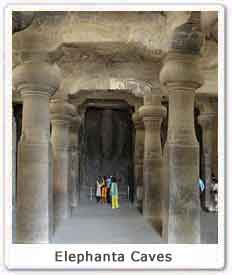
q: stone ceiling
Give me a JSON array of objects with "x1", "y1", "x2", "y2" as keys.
[
  {"x1": 12, "y1": 11, "x2": 218, "y2": 98},
  {"x1": 13, "y1": 11, "x2": 179, "y2": 52}
]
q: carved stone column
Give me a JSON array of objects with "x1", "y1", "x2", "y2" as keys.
[
  {"x1": 13, "y1": 61, "x2": 61, "y2": 243},
  {"x1": 212, "y1": 101, "x2": 218, "y2": 179},
  {"x1": 132, "y1": 111, "x2": 145, "y2": 211},
  {"x1": 69, "y1": 114, "x2": 81, "y2": 208},
  {"x1": 139, "y1": 94, "x2": 166, "y2": 235},
  {"x1": 12, "y1": 113, "x2": 17, "y2": 242},
  {"x1": 50, "y1": 96, "x2": 76, "y2": 226},
  {"x1": 160, "y1": 12, "x2": 203, "y2": 243},
  {"x1": 198, "y1": 94, "x2": 217, "y2": 210}
]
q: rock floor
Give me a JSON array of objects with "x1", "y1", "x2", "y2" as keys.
[{"x1": 52, "y1": 200, "x2": 218, "y2": 244}]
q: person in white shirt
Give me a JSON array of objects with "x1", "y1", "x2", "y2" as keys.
[{"x1": 96, "y1": 176, "x2": 102, "y2": 203}]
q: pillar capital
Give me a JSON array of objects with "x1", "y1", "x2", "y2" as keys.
[
  {"x1": 160, "y1": 52, "x2": 203, "y2": 91},
  {"x1": 170, "y1": 11, "x2": 202, "y2": 54},
  {"x1": 70, "y1": 114, "x2": 81, "y2": 131},
  {"x1": 132, "y1": 111, "x2": 144, "y2": 129},
  {"x1": 69, "y1": 114, "x2": 81, "y2": 152},
  {"x1": 144, "y1": 94, "x2": 162, "y2": 105},
  {"x1": 13, "y1": 61, "x2": 61, "y2": 97},
  {"x1": 50, "y1": 97, "x2": 76, "y2": 126},
  {"x1": 197, "y1": 93, "x2": 218, "y2": 115},
  {"x1": 198, "y1": 113, "x2": 215, "y2": 130},
  {"x1": 139, "y1": 95, "x2": 166, "y2": 124},
  {"x1": 139, "y1": 105, "x2": 165, "y2": 123},
  {"x1": 160, "y1": 12, "x2": 203, "y2": 91}
]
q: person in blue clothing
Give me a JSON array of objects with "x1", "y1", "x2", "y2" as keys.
[
  {"x1": 110, "y1": 176, "x2": 119, "y2": 209},
  {"x1": 198, "y1": 177, "x2": 205, "y2": 193},
  {"x1": 198, "y1": 177, "x2": 205, "y2": 209}
]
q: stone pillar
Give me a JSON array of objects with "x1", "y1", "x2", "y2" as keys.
[
  {"x1": 161, "y1": 104, "x2": 169, "y2": 242},
  {"x1": 212, "y1": 103, "x2": 218, "y2": 179},
  {"x1": 198, "y1": 95, "x2": 217, "y2": 210},
  {"x1": 69, "y1": 114, "x2": 81, "y2": 208},
  {"x1": 139, "y1": 94, "x2": 166, "y2": 235},
  {"x1": 13, "y1": 61, "x2": 61, "y2": 243},
  {"x1": 160, "y1": 12, "x2": 203, "y2": 243},
  {"x1": 132, "y1": 111, "x2": 145, "y2": 211},
  {"x1": 12, "y1": 113, "x2": 17, "y2": 242},
  {"x1": 50, "y1": 96, "x2": 76, "y2": 226}
]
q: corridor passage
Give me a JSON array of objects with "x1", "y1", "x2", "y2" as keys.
[
  {"x1": 52, "y1": 200, "x2": 218, "y2": 244},
  {"x1": 52, "y1": 201, "x2": 164, "y2": 244}
]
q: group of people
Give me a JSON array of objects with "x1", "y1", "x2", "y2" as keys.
[
  {"x1": 198, "y1": 175, "x2": 218, "y2": 212},
  {"x1": 96, "y1": 176, "x2": 119, "y2": 209}
]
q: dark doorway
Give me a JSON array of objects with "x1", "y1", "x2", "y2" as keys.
[
  {"x1": 79, "y1": 100, "x2": 134, "y2": 203},
  {"x1": 13, "y1": 103, "x2": 22, "y2": 195}
]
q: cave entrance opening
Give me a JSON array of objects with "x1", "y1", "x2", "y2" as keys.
[{"x1": 79, "y1": 99, "x2": 135, "y2": 206}]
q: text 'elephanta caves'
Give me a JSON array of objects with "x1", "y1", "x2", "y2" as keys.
[{"x1": 55, "y1": 250, "x2": 173, "y2": 264}]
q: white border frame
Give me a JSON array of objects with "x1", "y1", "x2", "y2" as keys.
[{"x1": 3, "y1": 3, "x2": 225, "y2": 270}]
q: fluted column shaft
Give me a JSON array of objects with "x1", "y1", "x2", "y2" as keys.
[
  {"x1": 13, "y1": 61, "x2": 61, "y2": 243},
  {"x1": 139, "y1": 95, "x2": 166, "y2": 235},
  {"x1": 132, "y1": 111, "x2": 144, "y2": 211},
  {"x1": 50, "y1": 98, "x2": 76, "y2": 225}
]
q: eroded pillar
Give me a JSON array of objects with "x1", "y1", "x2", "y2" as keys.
[
  {"x1": 160, "y1": 12, "x2": 203, "y2": 243},
  {"x1": 212, "y1": 101, "x2": 218, "y2": 179},
  {"x1": 132, "y1": 111, "x2": 144, "y2": 211},
  {"x1": 69, "y1": 114, "x2": 81, "y2": 208},
  {"x1": 50, "y1": 96, "x2": 76, "y2": 226},
  {"x1": 198, "y1": 95, "x2": 217, "y2": 210},
  {"x1": 12, "y1": 113, "x2": 16, "y2": 242},
  {"x1": 13, "y1": 61, "x2": 61, "y2": 243},
  {"x1": 139, "y1": 94, "x2": 166, "y2": 235}
]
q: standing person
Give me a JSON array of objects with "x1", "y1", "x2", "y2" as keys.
[
  {"x1": 198, "y1": 177, "x2": 205, "y2": 193},
  {"x1": 212, "y1": 182, "x2": 218, "y2": 212},
  {"x1": 101, "y1": 176, "x2": 107, "y2": 204},
  {"x1": 110, "y1": 176, "x2": 119, "y2": 209},
  {"x1": 96, "y1": 176, "x2": 102, "y2": 203},
  {"x1": 209, "y1": 175, "x2": 218, "y2": 212},
  {"x1": 198, "y1": 177, "x2": 205, "y2": 209},
  {"x1": 106, "y1": 176, "x2": 112, "y2": 204}
]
